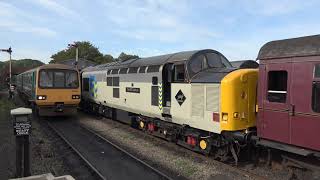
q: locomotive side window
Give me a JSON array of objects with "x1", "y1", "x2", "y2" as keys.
[
  {"x1": 267, "y1": 71, "x2": 288, "y2": 103},
  {"x1": 83, "y1": 78, "x2": 89, "y2": 91},
  {"x1": 314, "y1": 64, "x2": 320, "y2": 78},
  {"x1": 106, "y1": 77, "x2": 112, "y2": 86},
  {"x1": 312, "y1": 82, "x2": 320, "y2": 112},
  {"x1": 119, "y1": 68, "x2": 128, "y2": 74},
  {"x1": 139, "y1": 66, "x2": 146, "y2": 73},
  {"x1": 129, "y1": 67, "x2": 139, "y2": 73},
  {"x1": 174, "y1": 64, "x2": 185, "y2": 82},
  {"x1": 147, "y1": 65, "x2": 160, "y2": 73}
]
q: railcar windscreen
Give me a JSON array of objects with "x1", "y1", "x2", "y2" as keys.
[{"x1": 39, "y1": 70, "x2": 79, "y2": 88}]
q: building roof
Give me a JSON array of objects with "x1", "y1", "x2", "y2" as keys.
[{"x1": 257, "y1": 34, "x2": 320, "y2": 60}]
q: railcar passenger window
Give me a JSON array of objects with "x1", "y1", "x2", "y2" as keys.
[
  {"x1": 312, "y1": 82, "x2": 320, "y2": 112},
  {"x1": 174, "y1": 64, "x2": 185, "y2": 82},
  {"x1": 314, "y1": 64, "x2": 320, "y2": 78},
  {"x1": 267, "y1": 71, "x2": 287, "y2": 103},
  {"x1": 107, "y1": 77, "x2": 112, "y2": 86}
]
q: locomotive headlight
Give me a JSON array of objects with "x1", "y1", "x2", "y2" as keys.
[
  {"x1": 72, "y1": 95, "x2": 80, "y2": 99},
  {"x1": 37, "y1": 95, "x2": 47, "y2": 100},
  {"x1": 222, "y1": 113, "x2": 228, "y2": 121},
  {"x1": 233, "y1": 112, "x2": 239, "y2": 118}
]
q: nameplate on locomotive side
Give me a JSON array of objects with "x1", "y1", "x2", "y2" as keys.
[{"x1": 126, "y1": 87, "x2": 140, "y2": 93}]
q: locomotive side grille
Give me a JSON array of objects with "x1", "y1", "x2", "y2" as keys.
[
  {"x1": 206, "y1": 85, "x2": 219, "y2": 112},
  {"x1": 192, "y1": 85, "x2": 204, "y2": 117}
]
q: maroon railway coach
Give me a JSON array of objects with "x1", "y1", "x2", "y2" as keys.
[{"x1": 256, "y1": 35, "x2": 320, "y2": 156}]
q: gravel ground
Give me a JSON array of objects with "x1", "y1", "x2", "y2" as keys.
[
  {"x1": 0, "y1": 91, "x2": 96, "y2": 179},
  {"x1": 78, "y1": 112, "x2": 274, "y2": 180}
]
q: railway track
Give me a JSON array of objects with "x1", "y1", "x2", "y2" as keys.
[{"x1": 46, "y1": 118, "x2": 172, "y2": 180}]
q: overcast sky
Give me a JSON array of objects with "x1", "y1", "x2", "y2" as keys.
[{"x1": 0, "y1": 0, "x2": 319, "y2": 63}]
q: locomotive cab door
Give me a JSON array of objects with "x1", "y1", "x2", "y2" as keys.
[
  {"x1": 162, "y1": 63, "x2": 174, "y2": 108},
  {"x1": 261, "y1": 61, "x2": 292, "y2": 144}
]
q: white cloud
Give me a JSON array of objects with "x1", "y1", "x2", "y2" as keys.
[
  {"x1": 28, "y1": 0, "x2": 78, "y2": 18},
  {"x1": 102, "y1": 0, "x2": 220, "y2": 43},
  {"x1": 0, "y1": 2, "x2": 57, "y2": 37}
]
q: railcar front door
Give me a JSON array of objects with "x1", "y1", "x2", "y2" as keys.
[{"x1": 261, "y1": 61, "x2": 292, "y2": 144}]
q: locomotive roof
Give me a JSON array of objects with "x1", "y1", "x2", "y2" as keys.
[
  {"x1": 257, "y1": 34, "x2": 320, "y2": 60},
  {"x1": 84, "y1": 49, "x2": 229, "y2": 72}
]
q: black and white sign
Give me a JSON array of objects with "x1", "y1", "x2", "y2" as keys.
[
  {"x1": 175, "y1": 90, "x2": 186, "y2": 106},
  {"x1": 126, "y1": 87, "x2": 140, "y2": 93},
  {"x1": 13, "y1": 122, "x2": 31, "y2": 136}
]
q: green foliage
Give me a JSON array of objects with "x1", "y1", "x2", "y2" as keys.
[
  {"x1": 117, "y1": 52, "x2": 139, "y2": 61},
  {"x1": 49, "y1": 41, "x2": 139, "y2": 64},
  {"x1": 50, "y1": 41, "x2": 104, "y2": 64}
]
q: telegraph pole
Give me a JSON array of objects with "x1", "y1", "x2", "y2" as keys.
[{"x1": 68, "y1": 43, "x2": 79, "y2": 69}]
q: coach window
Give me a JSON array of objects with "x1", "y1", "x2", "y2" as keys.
[
  {"x1": 312, "y1": 82, "x2": 320, "y2": 112},
  {"x1": 174, "y1": 64, "x2": 185, "y2": 82},
  {"x1": 267, "y1": 71, "x2": 288, "y2": 103},
  {"x1": 66, "y1": 71, "x2": 78, "y2": 88},
  {"x1": 314, "y1": 64, "x2": 320, "y2": 78}
]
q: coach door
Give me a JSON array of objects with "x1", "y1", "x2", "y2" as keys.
[
  {"x1": 262, "y1": 61, "x2": 292, "y2": 144},
  {"x1": 290, "y1": 61, "x2": 320, "y2": 150}
]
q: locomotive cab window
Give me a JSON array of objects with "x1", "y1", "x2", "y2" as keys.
[
  {"x1": 174, "y1": 64, "x2": 185, "y2": 82},
  {"x1": 312, "y1": 82, "x2": 320, "y2": 113},
  {"x1": 267, "y1": 71, "x2": 288, "y2": 103}
]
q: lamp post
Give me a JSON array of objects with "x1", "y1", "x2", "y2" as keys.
[
  {"x1": 68, "y1": 43, "x2": 79, "y2": 69},
  {"x1": 1, "y1": 47, "x2": 12, "y2": 86}
]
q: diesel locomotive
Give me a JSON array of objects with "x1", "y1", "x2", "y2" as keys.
[
  {"x1": 80, "y1": 35, "x2": 320, "y2": 165},
  {"x1": 16, "y1": 64, "x2": 81, "y2": 116}
]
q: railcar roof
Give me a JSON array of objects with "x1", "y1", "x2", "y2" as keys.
[
  {"x1": 21, "y1": 64, "x2": 78, "y2": 74},
  {"x1": 257, "y1": 34, "x2": 320, "y2": 60}
]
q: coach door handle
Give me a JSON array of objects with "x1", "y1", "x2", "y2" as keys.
[{"x1": 289, "y1": 104, "x2": 295, "y2": 116}]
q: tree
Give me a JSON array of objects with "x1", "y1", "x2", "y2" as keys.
[
  {"x1": 50, "y1": 41, "x2": 104, "y2": 64},
  {"x1": 117, "y1": 52, "x2": 139, "y2": 61}
]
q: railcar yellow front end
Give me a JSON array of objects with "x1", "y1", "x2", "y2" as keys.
[
  {"x1": 35, "y1": 68, "x2": 81, "y2": 116},
  {"x1": 220, "y1": 69, "x2": 258, "y2": 132}
]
